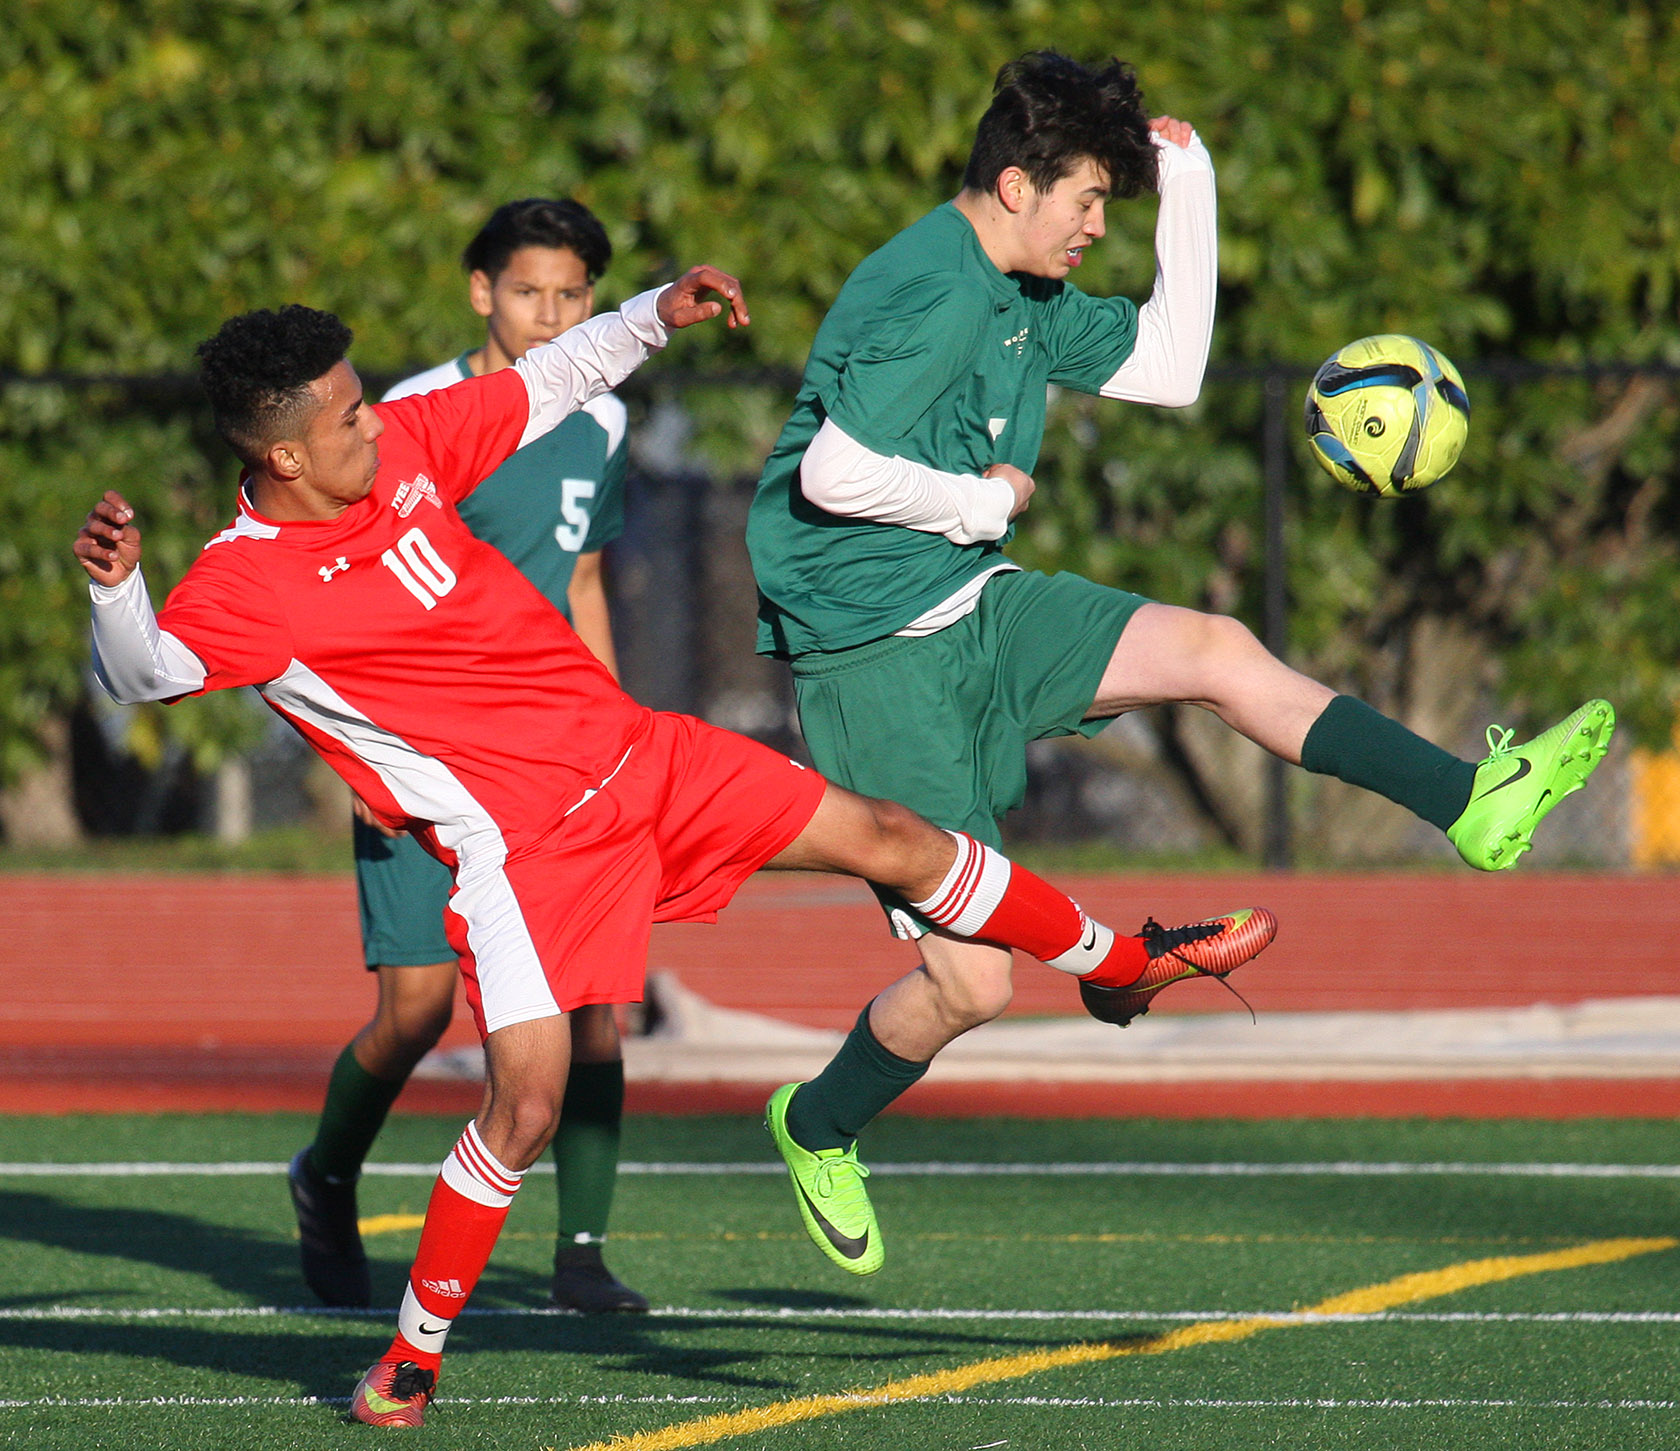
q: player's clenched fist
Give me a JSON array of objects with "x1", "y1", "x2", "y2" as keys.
[
  {"x1": 656, "y1": 266, "x2": 751, "y2": 331},
  {"x1": 74, "y1": 490, "x2": 143, "y2": 586}
]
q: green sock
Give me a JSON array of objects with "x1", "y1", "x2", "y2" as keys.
[
  {"x1": 554, "y1": 1058, "x2": 625, "y2": 1243},
  {"x1": 308, "y1": 1043, "x2": 407, "y2": 1182},
  {"x1": 1300, "y1": 694, "x2": 1478, "y2": 831},
  {"x1": 785, "y1": 1006, "x2": 929, "y2": 1151}
]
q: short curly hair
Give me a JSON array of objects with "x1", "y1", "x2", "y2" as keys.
[
  {"x1": 962, "y1": 52, "x2": 1157, "y2": 201},
  {"x1": 462, "y1": 198, "x2": 613, "y2": 283},
  {"x1": 196, "y1": 305, "x2": 353, "y2": 467}
]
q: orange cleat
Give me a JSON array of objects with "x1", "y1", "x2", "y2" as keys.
[
  {"x1": 350, "y1": 1359, "x2": 436, "y2": 1428},
  {"x1": 1079, "y1": 907, "x2": 1277, "y2": 1027}
]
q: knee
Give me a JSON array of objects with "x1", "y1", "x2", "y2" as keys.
[
  {"x1": 851, "y1": 795, "x2": 944, "y2": 881},
  {"x1": 861, "y1": 795, "x2": 928, "y2": 849},
  {"x1": 480, "y1": 1085, "x2": 563, "y2": 1168},
  {"x1": 380, "y1": 990, "x2": 454, "y2": 1054},
  {"x1": 930, "y1": 954, "x2": 1014, "y2": 1031},
  {"x1": 1195, "y1": 610, "x2": 1265, "y2": 663}
]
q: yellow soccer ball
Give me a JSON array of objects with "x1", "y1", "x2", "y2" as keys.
[{"x1": 1304, "y1": 334, "x2": 1470, "y2": 496}]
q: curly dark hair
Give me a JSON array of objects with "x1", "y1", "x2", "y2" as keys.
[
  {"x1": 962, "y1": 52, "x2": 1156, "y2": 201},
  {"x1": 195, "y1": 305, "x2": 353, "y2": 467},
  {"x1": 461, "y1": 198, "x2": 613, "y2": 283}
]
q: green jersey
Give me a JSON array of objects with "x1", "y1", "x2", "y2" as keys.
[
  {"x1": 748, "y1": 202, "x2": 1138, "y2": 657},
  {"x1": 382, "y1": 352, "x2": 628, "y2": 618}
]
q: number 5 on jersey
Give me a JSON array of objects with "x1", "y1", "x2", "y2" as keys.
[
  {"x1": 382, "y1": 527, "x2": 458, "y2": 610},
  {"x1": 554, "y1": 478, "x2": 596, "y2": 552}
]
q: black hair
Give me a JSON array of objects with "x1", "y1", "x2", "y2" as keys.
[
  {"x1": 461, "y1": 198, "x2": 613, "y2": 283},
  {"x1": 962, "y1": 52, "x2": 1157, "y2": 200},
  {"x1": 195, "y1": 305, "x2": 353, "y2": 467}
]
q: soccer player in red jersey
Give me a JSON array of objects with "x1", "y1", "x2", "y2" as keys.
[{"x1": 74, "y1": 266, "x2": 1274, "y2": 1428}]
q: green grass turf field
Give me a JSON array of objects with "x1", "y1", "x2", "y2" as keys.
[{"x1": 1, "y1": 1114, "x2": 1678, "y2": 1450}]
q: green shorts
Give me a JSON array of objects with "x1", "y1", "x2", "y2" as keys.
[
  {"x1": 790, "y1": 569, "x2": 1149, "y2": 926},
  {"x1": 353, "y1": 819, "x2": 456, "y2": 968}
]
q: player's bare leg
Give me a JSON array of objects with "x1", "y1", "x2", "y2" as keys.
[
  {"x1": 354, "y1": 1015, "x2": 571, "y2": 1424},
  {"x1": 768, "y1": 783, "x2": 1272, "y2": 1024},
  {"x1": 475, "y1": 1015, "x2": 572, "y2": 1169},
  {"x1": 763, "y1": 782, "x2": 1273, "y2": 1274},
  {"x1": 861, "y1": 932, "x2": 1013, "y2": 1063},
  {"x1": 354, "y1": 961, "x2": 458, "y2": 1078},
  {"x1": 1089, "y1": 600, "x2": 1613, "y2": 870},
  {"x1": 1089, "y1": 601, "x2": 1332, "y2": 759}
]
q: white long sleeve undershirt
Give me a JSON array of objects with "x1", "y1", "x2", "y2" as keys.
[
  {"x1": 89, "y1": 567, "x2": 207, "y2": 704},
  {"x1": 1099, "y1": 131, "x2": 1218, "y2": 407},
  {"x1": 800, "y1": 419, "x2": 1019, "y2": 545}
]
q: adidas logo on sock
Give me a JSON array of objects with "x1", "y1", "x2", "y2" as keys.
[{"x1": 420, "y1": 1277, "x2": 467, "y2": 1300}]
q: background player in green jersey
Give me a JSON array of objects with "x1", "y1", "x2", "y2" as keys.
[
  {"x1": 747, "y1": 52, "x2": 1614, "y2": 1272},
  {"x1": 290, "y1": 198, "x2": 647, "y2": 1314}
]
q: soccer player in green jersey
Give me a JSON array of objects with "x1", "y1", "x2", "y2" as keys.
[
  {"x1": 748, "y1": 52, "x2": 1614, "y2": 1274},
  {"x1": 290, "y1": 198, "x2": 647, "y2": 1314}
]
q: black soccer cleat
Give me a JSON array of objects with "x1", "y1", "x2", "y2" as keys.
[
  {"x1": 287, "y1": 1146, "x2": 372, "y2": 1308},
  {"x1": 549, "y1": 1241, "x2": 649, "y2": 1314}
]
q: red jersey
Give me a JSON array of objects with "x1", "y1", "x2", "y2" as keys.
[{"x1": 156, "y1": 368, "x2": 652, "y2": 864}]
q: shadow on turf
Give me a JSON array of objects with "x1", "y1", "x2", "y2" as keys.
[{"x1": 0, "y1": 1187, "x2": 1071, "y2": 1408}]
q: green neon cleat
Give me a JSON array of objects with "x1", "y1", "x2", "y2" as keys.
[
  {"x1": 1446, "y1": 699, "x2": 1615, "y2": 871},
  {"x1": 765, "y1": 1083, "x2": 883, "y2": 1276}
]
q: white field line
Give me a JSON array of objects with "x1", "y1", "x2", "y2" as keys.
[
  {"x1": 3, "y1": 1159, "x2": 1679, "y2": 1178},
  {"x1": 0, "y1": 1392, "x2": 1674, "y2": 1413},
  {"x1": 3, "y1": 1305, "x2": 1678, "y2": 1326}
]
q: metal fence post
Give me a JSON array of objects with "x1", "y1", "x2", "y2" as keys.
[{"x1": 1262, "y1": 370, "x2": 1292, "y2": 870}]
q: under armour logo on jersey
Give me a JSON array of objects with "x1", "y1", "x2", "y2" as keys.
[
  {"x1": 318, "y1": 556, "x2": 349, "y2": 581},
  {"x1": 392, "y1": 474, "x2": 443, "y2": 518}
]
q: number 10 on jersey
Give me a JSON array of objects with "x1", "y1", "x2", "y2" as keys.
[{"x1": 381, "y1": 527, "x2": 458, "y2": 610}]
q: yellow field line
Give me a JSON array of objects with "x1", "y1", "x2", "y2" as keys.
[{"x1": 553, "y1": 1236, "x2": 1674, "y2": 1451}]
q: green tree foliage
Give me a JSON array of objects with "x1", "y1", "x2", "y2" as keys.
[{"x1": 3, "y1": 0, "x2": 1677, "y2": 850}]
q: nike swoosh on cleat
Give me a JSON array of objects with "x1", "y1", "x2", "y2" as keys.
[
  {"x1": 793, "y1": 1180, "x2": 871, "y2": 1259},
  {"x1": 1473, "y1": 757, "x2": 1531, "y2": 799}
]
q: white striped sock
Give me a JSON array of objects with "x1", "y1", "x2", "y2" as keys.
[
  {"x1": 909, "y1": 831, "x2": 1012, "y2": 939},
  {"x1": 440, "y1": 1121, "x2": 525, "y2": 1209}
]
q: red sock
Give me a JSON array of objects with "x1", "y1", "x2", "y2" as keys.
[
  {"x1": 384, "y1": 1120, "x2": 524, "y2": 1371},
  {"x1": 909, "y1": 832, "x2": 1148, "y2": 985}
]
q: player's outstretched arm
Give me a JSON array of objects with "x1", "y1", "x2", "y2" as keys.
[
  {"x1": 657, "y1": 265, "x2": 749, "y2": 331},
  {"x1": 74, "y1": 490, "x2": 142, "y2": 586},
  {"x1": 511, "y1": 269, "x2": 748, "y2": 452}
]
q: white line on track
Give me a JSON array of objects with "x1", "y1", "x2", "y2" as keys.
[
  {"x1": 0, "y1": 1392, "x2": 1674, "y2": 1413},
  {"x1": 2, "y1": 1159, "x2": 1679, "y2": 1178},
  {"x1": 4, "y1": 1305, "x2": 1679, "y2": 1325}
]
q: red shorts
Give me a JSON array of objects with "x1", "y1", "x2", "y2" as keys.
[{"x1": 444, "y1": 712, "x2": 827, "y2": 1036}]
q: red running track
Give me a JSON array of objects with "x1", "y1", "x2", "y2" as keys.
[{"x1": 4, "y1": 871, "x2": 1677, "y2": 1116}]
